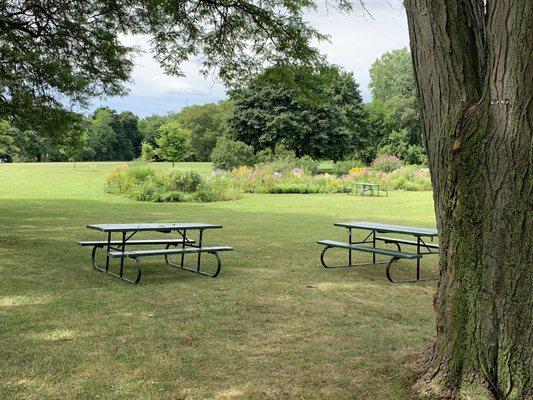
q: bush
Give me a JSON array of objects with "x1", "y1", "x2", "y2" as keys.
[
  {"x1": 404, "y1": 146, "x2": 427, "y2": 166},
  {"x1": 167, "y1": 169, "x2": 204, "y2": 192},
  {"x1": 157, "y1": 191, "x2": 188, "y2": 203},
  {"x1": 387, "y1": 165, "x2": 432, "y2": 191},
  {"x1": 105, "y1": 164, "x2": 242, "y2": 203},
  {"x1": 273, "y1": 143, "x2": 296, "y2": 161},
  {"x1": 331, "y1": 160, "x2": 362, "y2": 176},
  {"x1": 372, "y1": 155, "x2": 403, "y2": 173},
  {"x1": 297, "y1": 155, "x2": 319, "y2": 175},
  {"x1": 255, "y1": 148, "x2": 275, "y2": 163},
  {"x1": 126, "y1": 162, "x2": 156, "y2": 181},
  {"x1": 129, "y1": 177, "x2": 164, "y2": 201},
  {"x1": 211, "y1": 138, "x2": 255, "y2": 170}
]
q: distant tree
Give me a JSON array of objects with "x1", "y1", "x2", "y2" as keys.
[
  {"x1": 369, "y1": 48, "x2": 416, "y2": 101},
  {"x1": 0, "y1": 119, "x2": 19, "y2": 160},
  {"x1": 140, "y1": 142, "x2": 156, "y2": 162},
  {"x1": 367, "y1": 48, "x2": 424, "y2": 164},
  {"x1": 86, "y1": 108, "x2": 117, "y2": 161},
  {"x1": 229, "y1": 64, "x2": 366, "y2": 160},
  {"x1": 85, "y1": 108, "x2": 141, "y2": 161},
  {"x1": 156, "y1": 122, "x2": 191, "y2": 167},
  {"x1": 59, "y1": 128, "x2": 88, "y2": 168},
  {"x1": 12, "y1": 130, "x2": 42, "y2": 162},
  {"x1": 139, "y1": 115, "x2": 171, "y2": 146},
  {"x1": 377, "y1": 129, "x2": 427, "y2": 165},
  {"x1": 211, "y1": 138, "x2": 255, "y2": 170},
  {"x1": 117, "y1": 111, "x2": 142, "y2": 157},
  {"x1": 177, "y1": 101, "x2": 233, "y2": 161}
]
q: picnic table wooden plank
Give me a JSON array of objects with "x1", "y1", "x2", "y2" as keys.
[{"x1": 334, "y1": 221, "x2": 438, "y2": 237}]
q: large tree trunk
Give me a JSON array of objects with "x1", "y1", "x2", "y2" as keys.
[{"x1": 403, "y1": 1, "x2": 532, "y2": 399}]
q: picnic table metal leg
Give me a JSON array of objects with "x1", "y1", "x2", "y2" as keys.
[
  {"x1": 105, "y1": 232, "x2": 111, "y2": 272},
  {"x1": 181, "y1": 229, "x2": 187, "y2": 268},
  {"x1": 119, "y1": 231, "x2": 126, "y2": 278},
  {"x1": 196, "y1": 229, "x2": 203, "y2": 272},
  {"x1": 348, "y1": 228, "x2": 352, "y2": 267},
  {"x1": 416, "y1": 236, "x2": 421, "y2": 281},
  {"x1": 372, "y1": 231, "x2": 376, "y2": 264},
  {"x1": 386, "y1": 257, "x2": 399, "y2": 282}
]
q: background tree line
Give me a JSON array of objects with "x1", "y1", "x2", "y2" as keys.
[{"x1": 1, "y1": 48, "x2": 424, "y2": 166}]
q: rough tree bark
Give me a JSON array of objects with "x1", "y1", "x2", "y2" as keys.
[{"x1": 403, "y1": 1, "x2": 532, "y2": 399}]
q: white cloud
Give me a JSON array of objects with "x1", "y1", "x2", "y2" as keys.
[
  {"x1": 307, "y1": 0, "x2": 409, "y2": 100},
  {"x1": 89, "y1": 0, "x2": 409, "y2": 116}
]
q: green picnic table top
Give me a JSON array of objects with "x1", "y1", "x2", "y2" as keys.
[
  {"x1": 334, "y1": 221, "x2": 438, "y2": 238},
  {"x1": 355, "y1": 182, "x2": 382, "y2": 187},
  {"x1": 86, "y1": 223, "x2": 222, "y2": 232}
]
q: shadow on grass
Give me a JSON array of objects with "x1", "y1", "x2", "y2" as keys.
[{"x1": 0, "y1": 198, "x2": 436, "y2": 400}]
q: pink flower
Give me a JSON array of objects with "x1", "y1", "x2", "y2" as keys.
[{"x1": 291, "y1": 167, "x2": 302, "y2": 174}]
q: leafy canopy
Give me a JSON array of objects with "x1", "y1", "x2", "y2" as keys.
[
  {"x1": 368, "y1": 48, "x2": 416, "y2": 101},
  {"x1": 1, "y1": 0, "x2": 350, "y2": 134},
  {"x1": 229, "y1": 64, "x2": 366, "y2": 161}
]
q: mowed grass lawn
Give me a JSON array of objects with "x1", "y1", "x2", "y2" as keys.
[{"x1": 0, "y1": 162, "x2": 438, "y2": 400}]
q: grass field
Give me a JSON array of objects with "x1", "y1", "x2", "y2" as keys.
[{"x1": 0, "y1": 162, "x2": 438, "y2": 400}]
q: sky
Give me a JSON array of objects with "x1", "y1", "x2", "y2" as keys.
[{"x1": 89, "y1": 0, "x2": 409, "y2": 117}]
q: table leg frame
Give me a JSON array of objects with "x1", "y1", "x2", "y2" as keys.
[
  {"x1": 319, "y1": 245, "x2": 389, "y2": 268},
  {"x1": 163, "y1": 229, "x2": 221, "y2": 278},
  {"x1": 91, "y1": 244, "x2": 142, "y2": 284}
]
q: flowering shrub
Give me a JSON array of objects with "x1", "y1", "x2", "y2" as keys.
[
  {"x1": 167, "y1": 169, "x2": 203, "y2": 192},
  {"x1": 348, "y1": 166, "x2": 367, "y2": 176},
  {"x1": 224, "y1": 162, "x2": 432, "y2": 193},
  {"x1": 106, "y1": 162, "x2": 432, "y2": 200},
  {"x1": 105, "y1": 163, "x2": 241, "y2": 202},
  {"x1": 298, "y1": 155, "x2": 319, "y2": 175},
  {"x1": 371, "y1": 154, "x2": 403, "y2": 173},
  {"x1": 331, "y1": 160, "x2": 363, "y2": 176}
]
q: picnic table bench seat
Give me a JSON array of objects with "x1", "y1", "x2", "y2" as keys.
[
  {"x1": 107, "y1": 246, "x2": 234, "y2": 282},
  {"x1": 375, "y1": 236, "x2": 439, "y2": 250},
  {"x1": 78, "y1": 239, "x2": 193, "y2": 247},
  {"x1": 317, "y1": 240, "x2": 421, "y2": 259},
  {"x1": 108, "y1": 246, "x2": 233, "y2": 258}
]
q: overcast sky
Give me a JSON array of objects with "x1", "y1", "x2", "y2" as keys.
[{"x1": 89, "y1": 0, "x2": 409, "y2": 117}]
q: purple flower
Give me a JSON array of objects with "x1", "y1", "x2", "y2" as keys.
[{"x1": 291, "y1": 167, "x2": 302, "y2": 174}]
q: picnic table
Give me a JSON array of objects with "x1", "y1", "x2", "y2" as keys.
[
  {"x1": 353, "y1": 183, "x2": 388, "y2": 197},
  {"x1": 78, "y1": 223, "x2": 233, "y2": 284},
  {"x1": 318, "y1": 221, "x2": 438, "y2": 283}
]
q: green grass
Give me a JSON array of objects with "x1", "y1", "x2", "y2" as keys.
[{"x1": 0, "y1": 162, "x2": 437, "y2": 400}]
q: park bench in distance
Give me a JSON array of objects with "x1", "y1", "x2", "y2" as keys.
[
  {"x1": 318, "y1": 221, "x2": 438, "y2": 283},
  {"x1": 78, "y1": 223, "x2": 233, "y2": 284}
]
